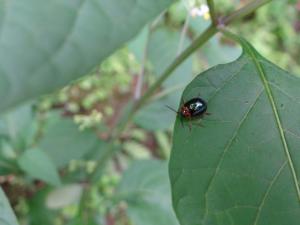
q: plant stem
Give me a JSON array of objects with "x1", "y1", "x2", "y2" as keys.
[
  {"x1": 222, "y1": 0, "x2": 273, "y2": 25},
  {"x1": 177, "y1": 14, "x2": 190, "y2": 56},
  {"x1": 134, "y1": 27, "x2": 150, "y2": 100},
  {"x1": 207, "y1": 0, "x2": 217, "y2": 25}
]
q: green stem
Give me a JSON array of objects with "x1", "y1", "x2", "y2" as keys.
[
  {"x1": 207, "y1": 0, "x2": 217, "y2": 25},
  {"x1": 222, "y1": 0, "x2": 273, "y2": 25}
]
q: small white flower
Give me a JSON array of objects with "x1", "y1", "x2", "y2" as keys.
[{"x1": 190, "y1": 4, "x2": 210, "y2": 19}]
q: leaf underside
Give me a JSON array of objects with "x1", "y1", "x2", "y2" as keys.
[
  {"x1": 118, "y1": 160, "x2": 179, "y2": 225},
  {"x1": 0, "y1": 188, "x2": 19, "y2": 225},
  {"x1": 169, "y1": 40, "x2": 300, "y2": 225},
  {"x1": 0, "y1": 0, "x2": 174, "y2": 113}
]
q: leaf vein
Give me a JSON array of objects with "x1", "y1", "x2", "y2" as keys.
[
  {"x1": 203, "y1": 88, "x2": 264, "y2": 220},
  {"x1": 252, "y1": 162, "x2": 287, "y2": 225},
  {"x1": 269, "y1": 82, "x2": 300, "y2": 105},
  {"x1": 207, "y1": 60, "x2": 248, "y2": 102},
  {"x1": 30, "y1": 0, "x2": 86, "y2": 77}
]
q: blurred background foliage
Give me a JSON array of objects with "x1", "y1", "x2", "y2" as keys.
[{"x1": 0, "y1": 0, "x2": 299, "y2": 224}]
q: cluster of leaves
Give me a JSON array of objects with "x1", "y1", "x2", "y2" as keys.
[{"x1": 0, "y1": 0, "x2": 300, "y2": 225}]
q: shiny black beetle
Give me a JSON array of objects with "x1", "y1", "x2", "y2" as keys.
[
  {"x1": 180, "y1": 97, "x2": 207, "y2": 119},
  {"x1": 167, "y1": 97, "x2": 209, "y2": 130}
]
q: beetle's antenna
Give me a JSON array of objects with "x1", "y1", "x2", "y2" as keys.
[{"x1": 165, "y1": 105, "x2": 179, "y2": 114}]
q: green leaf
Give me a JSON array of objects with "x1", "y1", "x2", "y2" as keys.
[
  {"x1": 0, "y1": 188, "x2": 19, "y2": 225},
  {"x1": 0, "y1": 0, "x2": 175, "y2": 113},
  {"x1": 38, "y1": 113, "x2": 99, "y2": 167},
  {"x1": 0, "y1": 104, "x2": 36, "y2": 150},
  {"x1": 18, "y1": 149, "x2": 61, "y2": 186},
  {"x1": 46, "y1": 184, "x2": 83, "y2": 209},
  {"x1": 148, "y1": 28, "x2": 193, "y2": 88},
  {"x1": 169, "y1": 37, "x2": 300, "y2": 225},
  {"x1": 118, "y1": 160, "x2": 179, "y2": 225},
  {"x1": 128, "y1": 27, "x2": 150, "y2": 63},
  {"x1": 27, "y1": 188, "x2": 55, "y2": 225}
]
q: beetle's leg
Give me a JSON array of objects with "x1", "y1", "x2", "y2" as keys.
[
  {"x1": 188, "y1": 120, "x2": 192, "y2": 131},
  {"x1": 190, "y1": 115, "x2": 205, "y2": 128},
  {"x1": 180, "y1": 116, "x2": 184, "y2": 128},
  {"x1": 187, "y1": 116, "x2": 194, "y2": 131},
  {"x1": 205, "y1": 112, "x2": 211, "y2": 115},
  {"x1": 192, "y1": 120, "x2": 205, "y2": 128},
  {"x1": 182, "y1": 97, "x2": 187, "y2": 105}
]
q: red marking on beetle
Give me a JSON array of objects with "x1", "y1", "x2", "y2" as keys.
[{"x1": 181, "y1": 106, "x2": 192, "y2": 118}]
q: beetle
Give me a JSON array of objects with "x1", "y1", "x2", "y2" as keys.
[{"x1": 167, "y1": 97, "x2": 210, "y2": 130}]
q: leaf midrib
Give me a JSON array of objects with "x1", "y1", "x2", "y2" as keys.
[{"x1": 243, "y1": 42, "x2": 300, "y2": 201}]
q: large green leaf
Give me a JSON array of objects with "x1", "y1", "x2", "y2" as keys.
[
  {"x1": 18, "y1": 148, "x2": 61, "y2": 186},
  {"x1": 38, "y1": 113, "x2": 100, "y2": 168},
  {"x1": 0, "y1": 103, "x2": 36, "y2": 150},
  {"x1": 0, "y1": 188, "x2": 19, "y2": 225},
  {"x1": 0, "y1": 104, "x2": 33, "y2": 139},
  {"x1": 169, "y1": 37, "x2": 300, "y2": 225},
  {"x1": 117, "y1": 160, "x2": 179, "y2": 225},
  {"x1": 0, "y1": 0, "x2": 175, "y2": 113}
]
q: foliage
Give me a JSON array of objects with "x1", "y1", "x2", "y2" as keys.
[
  {"x1": 0, "y1": 188, "x2": 19, "y2": 225},
  {"x1": 0, "y1": 0, "x2": 299, "y2": 225},
  {"x1": 170, "y1": 35, "x2": 300, "y2": 225}
]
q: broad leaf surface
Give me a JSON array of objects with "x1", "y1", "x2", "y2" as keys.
[
  {"x1": 169, "y1": 39, "x2": 300, "y2": 225},
  {"x1": 0, "y1": 103, "x2": 37, "y2": 152},
  {"x1": 0, "y1": 188, "x2": 19, "y2": 225},
  {"x1": 0, "y1": 0, "x2": 174, "y2": 113},
  {"x1": 117, "y1": 160, "x2": 179, "y2": 225},
  {"x1": 38, "y1": 113, "x2": 99, "y2": 168},
  {"x1": 18, "y1": 148, "x2": 61, "y2": 186}
]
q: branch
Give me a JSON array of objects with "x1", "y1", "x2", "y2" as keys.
[
  {"x1": 222, "y1": 0, "x2": 273, "y2": 25},
  {"x1": 134, "y1": 27, "x2": 150, "y2": 100},
  {"x1": 207, "y1": 0, "x2": 217, "y2": 25}
]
